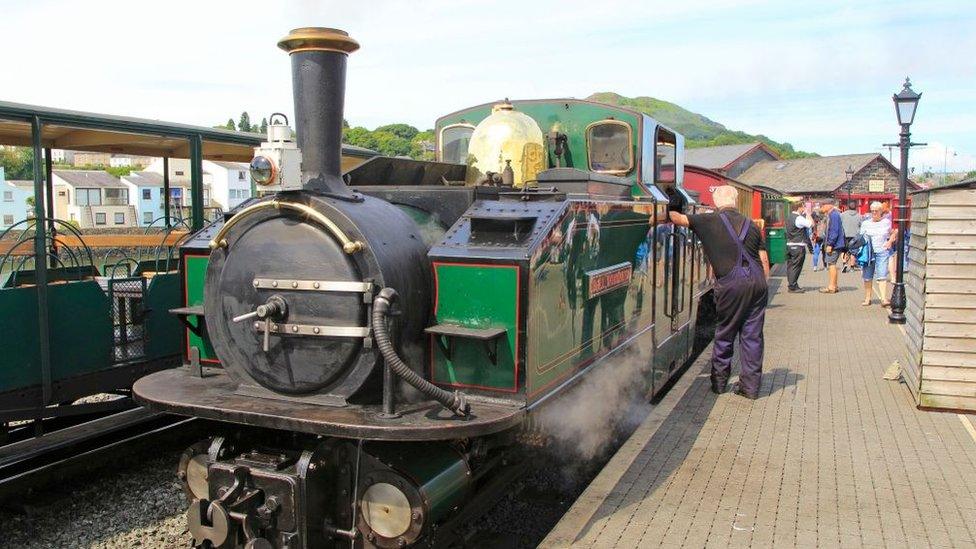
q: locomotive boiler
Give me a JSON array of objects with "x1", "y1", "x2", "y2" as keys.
[{"x1": 135, "y1": 26, "x2": 713, "y2": 548}]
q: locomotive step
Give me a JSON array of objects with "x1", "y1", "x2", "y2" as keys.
[{"x1": 134, "y1": 367, "x2": 524, "y2": 441}]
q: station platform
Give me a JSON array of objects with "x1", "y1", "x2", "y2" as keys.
[{"x1": 542, "y1": 266, "x2": 976, "y2": 548}]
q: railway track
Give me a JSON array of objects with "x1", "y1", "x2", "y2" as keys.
[{"x1": 0, "y1": 408, "x2": 201, "y2": 501}]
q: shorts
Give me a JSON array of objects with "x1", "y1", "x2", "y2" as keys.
[
  {"x1": 862, "y1": 251, "x2": 891, "y2": 281},
  {"x1": 825, "y1": 250, "x2": 842, "y2": 265}
]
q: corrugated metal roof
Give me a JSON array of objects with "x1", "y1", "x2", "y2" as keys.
[
  {"x1": 6, "y1": 180, "x2": 35, "y2": 188},
  {"x1": 52, "y1": 169, "x2": 125, "y2": 189},
  {"x1": 738, "y1": 153, "x2": 909, "y2": 193},
  {"x1": 684, "y1": 143, "x2": 764, "y2": 170}
]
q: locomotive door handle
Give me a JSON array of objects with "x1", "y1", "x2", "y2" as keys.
[
  {"x1": 676, "y1": 232, "x2": 687, "y2": 314},
  {"x1": 663, "y1": 232, "x2": 675, "y2": 319}
]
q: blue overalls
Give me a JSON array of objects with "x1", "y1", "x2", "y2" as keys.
[{"x1": 712, "y1": 213, "x2": 769, "y2": 397}]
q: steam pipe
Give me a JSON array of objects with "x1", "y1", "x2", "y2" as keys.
[
  {"x1": 278, "y1": 27, "x2": 360, "y2": 195},
  {"x1": 372, "y1": 288, "x2": 470, "y2": 417}
]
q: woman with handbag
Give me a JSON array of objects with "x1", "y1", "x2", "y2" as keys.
[{"x1": 859, "y1": 201, "x2": 898, "y2": 306}]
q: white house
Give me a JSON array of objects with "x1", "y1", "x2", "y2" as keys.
[
  {"x1": 1, "y1": 167, "x2": 34, "y2": 229},
  {"x1": 144, "y1": 158, "x2": 250, "y2": 212},
  {"x1": 52, "y1": 170, "x2": 137, "y2": 228},
  {"x1": 121, "y1": 171, "x2": 207, "y2": 227}
]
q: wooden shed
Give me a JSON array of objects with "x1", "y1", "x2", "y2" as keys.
[{"x1": 904, "y1": 179, "x2": 976, "y2": 412}]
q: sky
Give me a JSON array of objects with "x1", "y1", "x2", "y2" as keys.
[{"x1": 2, "y1": 0, "x2": 974, "y2": 172}]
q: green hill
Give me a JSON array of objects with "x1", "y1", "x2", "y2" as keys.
[{"x1": 586, "y1": 92, "x2": 816, "y2": 159}]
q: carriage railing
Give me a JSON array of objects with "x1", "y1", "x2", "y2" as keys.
[{"x1": 2, "y1": 215, "x2": 191, "y2": 367}]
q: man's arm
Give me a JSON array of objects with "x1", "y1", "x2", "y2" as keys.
[
  {"x1": 668, "y1": 211, "x2": 690, "y2": 227},
  {"x1": 759, "y1": 249, "x2": 770, "y2": 279}
]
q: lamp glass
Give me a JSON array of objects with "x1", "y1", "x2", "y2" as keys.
[{"x1": 896, "y1": 99, "x2": 918, "y2": 126}]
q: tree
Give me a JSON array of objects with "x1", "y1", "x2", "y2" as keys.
[
  {"x1": 226, "y1": 118, "x2": 236, "y2": 130},
  {"x1": 966, "y1": 170, "x2": 976, "y2": 180},
  {"x1": 25, "y1": 195, "x2": 35, "y2": 208},
  {"x1": 238, "y1": 112, "x2": 252, "y2": 133},
  {"x1": 259, "y1": 118, "x2": 268, "y2": 135},
  {"x1": 0, "y1": 146, "x2": 35, "y2": 180},
  {"x1": 375, "y1": 124, "x2": 419, "y2": 141}
]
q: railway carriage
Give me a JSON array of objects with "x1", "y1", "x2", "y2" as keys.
[{"x1": 135, "y1": 27, "x2": 722, "y2": 548}]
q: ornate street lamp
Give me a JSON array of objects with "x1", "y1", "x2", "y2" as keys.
[
  {"x1": 887, "y1": 77, "x2": 922, "y2": 324},
  {"x1": 845, "y1": 165, "x2": 855, "y2": 206}
]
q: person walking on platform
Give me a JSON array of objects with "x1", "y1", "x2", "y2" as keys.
[
  {"x1": 811, "y1": 211, "x2": 825, "y2": 271},
  {"x1": 786, "y1": 200, "x2": 813, "y2": 292},
  {"x1": 667, "y1": 185, "x2": 770, "y2": 400},
  {"x1": 819, "y1": 199, "x2": 846, "y2": 294},
  {"x1": 860, "y1": 201, "x2": 897, "y2": 307},
  {"x1": 840, "y1": 200, "x2": 863, "y2": 272}
]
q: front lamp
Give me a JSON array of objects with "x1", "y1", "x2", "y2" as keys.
[
  {"x1": 250, "y1": 155, "x2": 277, "y2": 186},
  {"x1": 361, "y1": 482, "x2": 413, "y2": 539}
]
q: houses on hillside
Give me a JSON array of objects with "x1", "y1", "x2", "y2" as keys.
[
  {"x1": 1, "y1": 167, "x2": 33, "y2": 229},
  {"x1": 52, "y1": 170, "x2": 137, "y2": 228},
  {"x1": 143, "y1": 158, "x2": 252, "y2": 212}
]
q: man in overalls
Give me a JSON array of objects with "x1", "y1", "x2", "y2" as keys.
[{"x1": 668, "y1": 185, "x2": 770, "y2": 399}]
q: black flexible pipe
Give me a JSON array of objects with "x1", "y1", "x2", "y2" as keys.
[{"x1": 372, "y1": 288, "x2": 470, "y2": 417}]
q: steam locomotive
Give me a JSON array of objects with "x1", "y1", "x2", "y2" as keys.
[{"x1": 134, "y1": 27, "x2": 717, "y2": 548}]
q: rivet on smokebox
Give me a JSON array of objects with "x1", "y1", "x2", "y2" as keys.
[
  {"x1": 292, "y1": 326, "x2": 299, "y2": 333},
  {"x1": 313, "y1": 327, "x2": 321, "y2": 334},
  {"x1": 291, "y1": 281, "x2": 298, "y2": 288},
  {"x1": 272, "y1": 281, "x2": 278, "y2": 287},
  {"x1": 313, "y1": 282, "x2": 320, "y2": 289}
]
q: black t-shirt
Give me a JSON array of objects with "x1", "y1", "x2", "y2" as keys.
[{"x1": 686, "y1": 208, "x2": 766, "y2": 278}]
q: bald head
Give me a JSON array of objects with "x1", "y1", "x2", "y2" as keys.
[{"x1": 713, "y1": 185, "x2": 739, "y2": 209}]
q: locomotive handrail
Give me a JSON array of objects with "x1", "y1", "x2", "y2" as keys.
[{"x1": 208, "y1": 199, "x2": 364, "y2": 254}]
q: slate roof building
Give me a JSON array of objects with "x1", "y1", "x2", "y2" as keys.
[
  {"x1": 739, "y1": 153, "x2": 921, "y2": 213},
  {"x1": 684, "y1": 142, "x2": 780, "y2": 179},
  {"x1": 51, "y1": 169, "x2": 137, "y2": 228}
]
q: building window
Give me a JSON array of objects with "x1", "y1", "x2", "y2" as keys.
[
  {"x1": 238, "y1": 171, "x2": 246, "y2": 181},
  {"x1": 114, "y1": 212, "x2": 125, "y2": 225},
  {"x1": 95, "y1": 212, "x2": 106, "y2": 225},
  {"x1": 175, "y1": 170, "x2": 184, "y2": 176},
  {"x1": 439, "y1": 124, "x2": 475, "y2": 164},
  {"x1": 58, "y1": 190, "x2": 66, "y2": 196},
  {"x1": 144, "y1": 211, "x2": 154, "y2": 224},
  {"x1": 586, "y1": 120, "x2": 633, "y2": 174},
  {"x1": 142, "y1": 188, "x2": 152, "y2": 200},
  {"x1": 3, "y1": 191, "x2": 12, "y2": 202},
  {"x1": 655, "y1": 127, "x2": 677, "y2": 184},
  {"x1": 76, "y1": 188, "x2": 101, "y2": 206},
  {"x1": 2, "y1": 214, "x2": 13, "y2": 225},
  {"x1": 104, "y1": 188, "x2": 128, "y2": 206}
]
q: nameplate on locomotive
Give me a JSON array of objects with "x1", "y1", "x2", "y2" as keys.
[{"x1": 585, "y1": 262, "x2": 633, "y2": 299}]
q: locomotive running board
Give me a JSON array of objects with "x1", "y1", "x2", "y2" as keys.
[{"x1": 133, "y1": 367, "x2": 525, "y2": 441}]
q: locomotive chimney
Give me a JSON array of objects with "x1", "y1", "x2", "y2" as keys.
[{"x1": 278, "y1": 27, "x2": 359, "y2": 195}]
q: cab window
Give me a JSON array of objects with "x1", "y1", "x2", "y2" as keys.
[
  {"x1": 440, "y1": 124, "x2": 474, "y2": 164},
  {"x1": 655, "y1": 128, "x2": 677, "y2": 184},
  {"x1": 587, "y1": 121, "x2": 632, "y2": 174}
]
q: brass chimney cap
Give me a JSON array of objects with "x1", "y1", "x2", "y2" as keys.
[{"x1": 278, "y1": 27, "x2": 360, "y2": 55}]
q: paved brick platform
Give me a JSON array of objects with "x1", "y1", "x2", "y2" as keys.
[{"x1": 542, "y1": 266, "x2": 976, "y2": 548}]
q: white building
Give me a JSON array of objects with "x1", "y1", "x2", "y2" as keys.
[
  {"x1": 144, "y1": 158, "x2": 250, "y2": 212},
  {"x1": 50, "y1": 149, "x2": 75, "y2": 164},
  {"x1": 109, "y1": 155, "x2": 154, "y2": 168},
  {"x1": 0, "y1": 167, "x2": 34, "y2": 229},
  {"x1": 121, "y1": 171, "x2": 206, "y2": 227},
  {"x1": 52, "y1": 170, "x2": 137, "y2": 228}
]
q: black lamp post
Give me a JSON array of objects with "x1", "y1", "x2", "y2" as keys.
[
  {"x1": 887, "y1": 77, "x2": 922, "y2": 325},
  {"x1": 845, "y1": 165, "x2": 855, "y2": 207}
]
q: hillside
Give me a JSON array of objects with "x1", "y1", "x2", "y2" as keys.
[{"x1": 586, "y1": 92, "x2": 816, "y2": 159}]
